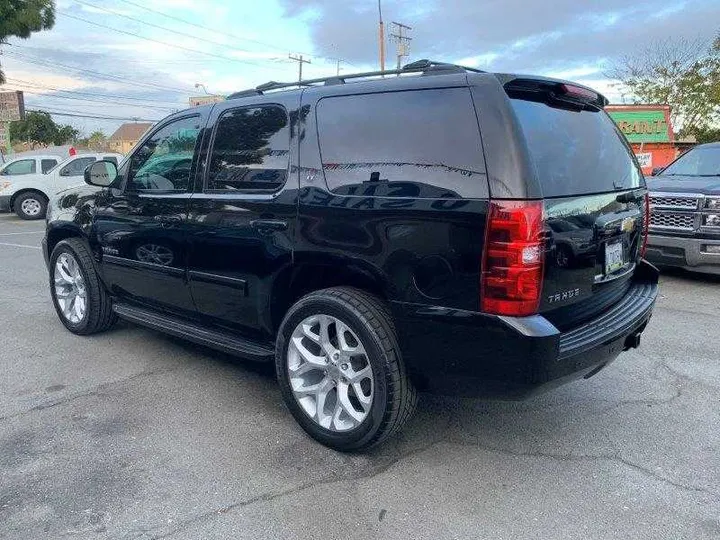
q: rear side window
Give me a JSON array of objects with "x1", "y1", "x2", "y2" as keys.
[
  {"x1": 316, "y1": 88, "x2": 487, "y2": 198},
  {"x1": 511, "y1": 99, "x2": 642, "y2": 197},
  {"x1": 41, "y1": 159, "x2": 58, "y2": 173},
  {"x1": 206, "y1": 105, "x2": 289, "y2": 192}
]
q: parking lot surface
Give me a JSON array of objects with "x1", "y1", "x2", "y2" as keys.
[{"x1": 0, "y1": 212, "x2": 718, "y2": 540}]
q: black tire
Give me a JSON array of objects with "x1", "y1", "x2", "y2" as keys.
[
  {"x1": 49, "y1": 238, "x2": 117, "y2": 335},
  {"x1": 276, "y1": 287, "x2": 417, "y2": 451},
  {"x1": 13, "y1": 192, "x2": 47, "y2": 220}
]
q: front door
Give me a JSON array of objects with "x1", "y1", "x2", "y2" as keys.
[
  {"x1": 94, "y1": 114, "x2": 205, "y2": 315},
  {"x1": 186, "y1": 98, "x2": 299, "y2": 340}
]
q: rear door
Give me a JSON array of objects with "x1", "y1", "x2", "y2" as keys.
[
  {"x1": 504, "y1": 82, "x2": 646, "y2": 329},
  {"x1": 185, "y1": 96, "x2": 299, "y2": 341}
]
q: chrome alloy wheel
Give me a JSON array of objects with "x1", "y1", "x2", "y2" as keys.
[
  {"x1": 135, "y1": 243, "x2": 174, "y2": 265},
  {"x1": 288, "y1": 314, "x2": 374, "y2": 432},
  {"x1": 54, "y1": 253, "x2": 88, "y2": 324},
  {"x1": 21, "y1": 198, "x2": 42, "y2": 216}
]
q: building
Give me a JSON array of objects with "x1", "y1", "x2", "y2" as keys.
[
  {"x1": 189, "y1": 95, "x2": 225, "y2": 107},
  {"x1": 108, "y1": 122, "x2": 154, "y2": 154},
  {"x1": 605, "y1": 104, "x2": 689, "y2": 175}
]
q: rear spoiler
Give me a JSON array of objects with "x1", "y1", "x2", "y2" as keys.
[{"x1": 495, "y1": 74, "x2": 609, "y2": 109}]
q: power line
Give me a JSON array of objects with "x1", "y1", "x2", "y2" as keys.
[
  {"x1": 5, "y1": 79, "x2": 182, "y2": 110},
  {"x1": 72, "y1": 0, "x2": 284, "y2": 66},
  {"x1": 4, "y1": 85, "x2": 179, "y2": 112},
  {"x1": 117, "y1": 0, "x2": 352, "y2": 66},
  {"x1": 4, "y1": 48, "x2": 192, "y2": 94},
  {"x1": 58, "y1": 11, "x2": 291, "y2": 71},
  {"x1": 28, "y1": 108, "x2": 160, "y2": 122}
]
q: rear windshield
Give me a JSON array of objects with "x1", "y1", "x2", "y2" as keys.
[{"x1": 511, "y1": 99, "x2": 643, "y2": 197}]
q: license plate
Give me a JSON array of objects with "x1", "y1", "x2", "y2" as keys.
[{"x1": 605, "y1": 241, "x2": 625, "y2": 274}]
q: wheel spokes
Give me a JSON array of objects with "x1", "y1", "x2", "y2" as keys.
[{"x1": 288, "y1": 313, "x2": 375, "y2": 433}]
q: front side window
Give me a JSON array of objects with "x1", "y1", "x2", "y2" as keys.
[
  {"x1": 41, "y1": 159, "x2": 58, "y2": 174},
  {"x1": 127, "y1": 116, "x2": 200, "y2": 192},
  {"x1": 1, "y1": 159, "x2": 36, "y2": 175},
  {"x1": 661, "y1": 146, "x2": 720, "y2": 177},
  {"x1": 60, "y1": 157, "x2": 97, "y2": 177},
  {"x1": 206, "y1": 106, "x2": 289, "y2": 192}
]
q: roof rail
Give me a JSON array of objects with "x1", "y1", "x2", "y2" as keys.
[{"x1": 226, "y1": 59, "x2": 484, "y2": 100}]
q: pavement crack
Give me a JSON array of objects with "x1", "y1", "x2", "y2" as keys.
[
  {"x1": 149, "y1": 439, "x2": 445, "y2": 539},
  {"x1": 0, "y1": 365, "x2": 185, "y2": 423},
  {"x1": 444, "y1": 438, "x2": 718, "y2": 499}
]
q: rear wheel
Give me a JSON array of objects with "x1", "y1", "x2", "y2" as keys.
[
  {"x1": 276, "y1": 287, "x2": 417, "y2": 451},
  {"x1": 49, "y1": 238, "x2": 117, "y2": 335},
  {"x1": 14, "y1": 192, "x2": 47, "y2": 220}
]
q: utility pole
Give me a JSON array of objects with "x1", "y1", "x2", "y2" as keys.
[
  {"x1": 289, "y1": 53, "x2": 311, "y2": 82},
  {"x1": 378, "y1": 0, "x2": 385, "y2": 71},
  {"x1": 336, "y1": 58, "x2": 341, "y2": 76},
  {"x1": 390, "y1": 21, "x2": 412, "y2": 71}
]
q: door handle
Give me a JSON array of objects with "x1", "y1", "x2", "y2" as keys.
[{"x1": 250, "y1": 219, "x2": 288, "y2": 233}]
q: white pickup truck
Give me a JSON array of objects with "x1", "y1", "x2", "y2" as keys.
[
  {"x1": 0, "y1": 152, "x2": 123, "y2": 219},
  {"x1": 0, "y1": 154, "x2": 63, "y2": 177}
]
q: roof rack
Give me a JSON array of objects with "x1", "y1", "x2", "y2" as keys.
[{"x1": 226, "y1": 59, "x2": 484, "y2": 100}]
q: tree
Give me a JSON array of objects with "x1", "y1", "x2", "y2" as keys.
[
  {"x1": 9, "y1": 110, "x2": 78, "y2": 146},
  {"x1": 0, "y1": 1, "x2": 56, "y2": 83},
  {"x1": 608, "y1": 34, "x2": 720, "y2": 137},
  {"x1": 87, "y1": 130, "x2": 107, "y2": 150}
]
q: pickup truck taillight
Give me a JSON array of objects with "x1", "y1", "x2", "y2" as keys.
[
  {"x1": 481, "y1": 200, "x2": 545, "y2": 317},
  {"x1": 641, "y1": 192, "x2": 649, "y2": 258}
]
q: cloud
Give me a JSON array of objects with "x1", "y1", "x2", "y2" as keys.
[{"x1": 278, "y1": 0, "x2": 720, "y2": 74}]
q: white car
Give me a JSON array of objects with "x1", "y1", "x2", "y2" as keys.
[
  {"x1": 0, "y1": 154, "x2": 62, "y2": 177},
  {"x1": 0, "y1": 152, "x2": 123, "y2": 219}
]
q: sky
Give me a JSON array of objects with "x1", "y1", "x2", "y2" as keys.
[{"x1": 1, "y1": 0, "x2": 719, "y2": 137}]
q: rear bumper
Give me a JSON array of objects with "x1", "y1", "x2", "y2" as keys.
[
  {"x1": 0, "y1": 195, "x2": 11, "y2": 212},
  {"x1": 646, "y1": 233, "x2": 720, "y2": 275},
  {"x1": 392, "y1": 260, "x2": 659, "y2": 398}
]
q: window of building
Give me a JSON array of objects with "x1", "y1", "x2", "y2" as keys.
[
  {"x1": 316, "y1": 88, "x2": 487, "y2": 198},
  {"x1": 127, "y1": 116, "x2": 201, "y2": 192},
  {"x1": 206, "y1": 105, "x2": 290, "y2": 192}
]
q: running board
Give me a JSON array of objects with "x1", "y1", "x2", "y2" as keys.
[{"x1": 113, "y1": 303, "x2": 275, "y2": 361}]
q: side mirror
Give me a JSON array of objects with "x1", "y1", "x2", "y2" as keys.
[
  {"x1": 85, "y1": 160, "x2": 118, "y2": 187},
  {"x1": 651, "y1": 167, "x2": 664, "y2": 176}
]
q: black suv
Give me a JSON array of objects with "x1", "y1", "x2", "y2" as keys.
[{"x1": 43, "y1": 60, "x2": 658, "y2": 451}]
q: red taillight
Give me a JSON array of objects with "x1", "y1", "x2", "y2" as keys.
[
  {"x1": 481, "y1": 200, "x2": 545, "y2": 317},
  {"x1": 560, "y1": 83, "x2": 599, "y2": 102},
  {"x1": 641, "y1": 192, "x2": 650, "y2": 258}
]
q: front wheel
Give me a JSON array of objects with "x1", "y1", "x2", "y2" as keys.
[
  {"x1": 49, "y1": 238, "x2": 117, "y2": 335},
  {"x1": 14, "y1": 192, "x2": 47, "y2": 220},
  {"x1": 276, "y1": 287, "x2": 417, "y2": 451}
]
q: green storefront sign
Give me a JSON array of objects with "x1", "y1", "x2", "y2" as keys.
[{"x1": 606, "y1": 110, "x2": 670, "y2": 143}]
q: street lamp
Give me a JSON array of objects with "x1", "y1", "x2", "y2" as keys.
[{"x1": 195, "y1": 83, "x2": 210, "y2": 95}]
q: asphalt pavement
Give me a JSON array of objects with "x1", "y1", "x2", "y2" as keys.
[{"x1": 1, "y1": 212, "x2": 718, "y2": 540}]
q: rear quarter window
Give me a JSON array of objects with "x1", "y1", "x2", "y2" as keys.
[
  {"x1": 316, "y1": 88, "x2": 488, "y2": 199},
  {"x1": 511, "y1": 99, "x2": 643, "y2": 197}
]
